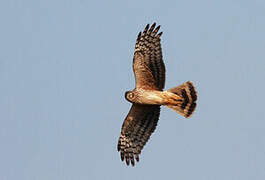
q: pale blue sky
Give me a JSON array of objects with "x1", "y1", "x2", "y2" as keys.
[{"x1": 1, "y1": 0, "x2": 265, "y2": 179}]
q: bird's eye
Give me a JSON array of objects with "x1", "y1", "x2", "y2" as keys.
[{"x1": 128, "y1": 92, "x2": 134, "y2": 99}]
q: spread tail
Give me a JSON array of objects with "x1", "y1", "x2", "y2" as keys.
[{"x1": 166, "y1": 81, "x2": 197, "y2": 118}]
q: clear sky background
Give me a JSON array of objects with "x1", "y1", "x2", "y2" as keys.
[{"x1": 1, "y1": 0, "x2": 265, "y2": 179}]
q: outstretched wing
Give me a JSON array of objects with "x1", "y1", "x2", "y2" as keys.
[
  {"x1": 133, "y1": 23, "x2": 166, "y2": 90},
  {"x1": 117, "y1": 104, "x2": 160, "y2": 166}
]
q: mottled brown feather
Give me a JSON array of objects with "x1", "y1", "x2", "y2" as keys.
[
  {"x1": 133, "y1": 23, "x2": 165, "y2": 90},
  {"x1": 118, "y1": 23, "x2": 198, "y2": 167},
  {"x1": 117, "y1": 104, "x2": 160, "y2": 166}
]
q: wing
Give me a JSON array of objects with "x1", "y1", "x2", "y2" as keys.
[
  {"x1": 133, "y1": 23, "x2": 166, "y2": 90},
  {"x1": 117, "y1": 104, "x2": 160, "y2": 166}
]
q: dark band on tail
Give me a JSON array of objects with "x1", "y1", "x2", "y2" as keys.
[
  {"x1": 188, "y1": 82, "x2": 197, "y2": 102},
  {"x1": 184, "y1": 82, "x2": 197, "y2": 117},
  {"x1": 181, "y1": 89, "x2": 189, "y2": 110},
  {"x1": 167, "y1": 81, "x2": 197, "y2": 118}
]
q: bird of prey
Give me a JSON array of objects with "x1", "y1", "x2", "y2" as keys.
[{"x1": 117, "y1": 23, "x2": 197, "y2": 166}]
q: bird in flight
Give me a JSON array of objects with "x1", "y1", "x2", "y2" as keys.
[{"x1": 117, "y1": 23, "x2": 197, "y2": 166}]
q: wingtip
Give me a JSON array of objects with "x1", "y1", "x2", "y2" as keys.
[
  {"x1": 151, "y1": 22, "x2": 156, "y2": 29},
  {"x1": 120, "y1": 152, "x2": 125, "y2": 161},
  {"x1": 137, "y1": 31, "x2": 142, "y2": 40},
  {"x1": 125, "y1": 157, "x2": 130, "y2": 166},
  {"x1": 148, "y1": 23, "x2": 155, "y2": 33},
  {"x1": 135, "y1": 155, "x2": 139, "y2": 162},
  {"x1": 143, "y1": 24, "x2": 150, "y2": 34},
  {"x1": 157, "y1": 31, "x2": 163, "y2": 37},
  {"x1": 153, "y1": 25, "x2": 160, "y2": 34},
  {"x1": 131, "y1": 158, "x2": 135, "y2": 166}
]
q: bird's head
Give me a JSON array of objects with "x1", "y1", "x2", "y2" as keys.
[{"x1": 125, "y1": 91, "x2": 136, "y2": 103}]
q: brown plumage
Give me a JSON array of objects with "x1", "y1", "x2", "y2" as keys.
[
  {"x1": 117, "y1": 104, "x2": 160, "y2": 166},
  {"x1": 134, "y1": 23, "x2": 165, "y2": 90},
  {"x1": 117, "y1": 23, "x2": 198, "y2": 166}
]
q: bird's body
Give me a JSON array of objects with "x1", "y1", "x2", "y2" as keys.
[
  {"x1": 117, "y1": 23, "x2": 198, "y2": 166},
  {"x1": 126, "y1": 89, "x2": 183, "y2": 105}
]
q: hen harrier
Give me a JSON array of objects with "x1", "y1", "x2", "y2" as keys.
[{"x1": 117, "y1": 23, "x2": 197, "y2": 166}]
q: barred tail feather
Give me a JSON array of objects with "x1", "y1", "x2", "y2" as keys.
[{"x1": 167, "y1": 81, "x2": 197, "y2": 118}]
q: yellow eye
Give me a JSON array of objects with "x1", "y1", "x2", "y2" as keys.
[{"x1": 128, "y1": 92, "x2": 134, "y2": 99}]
